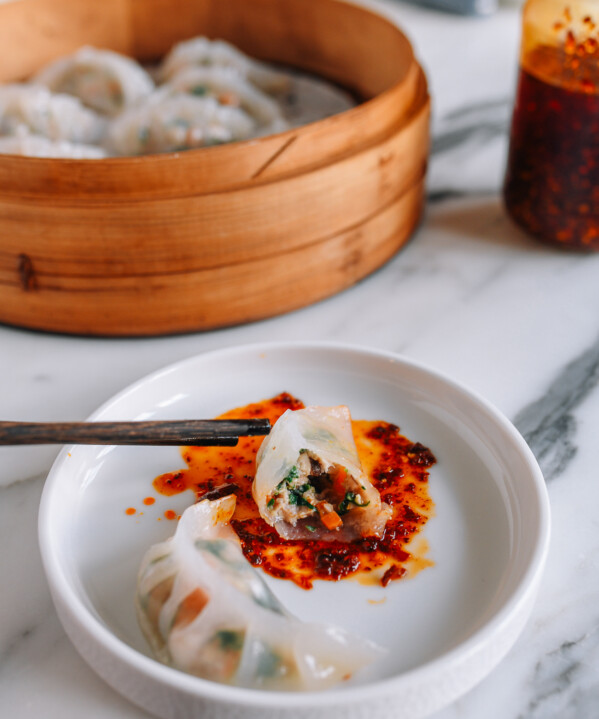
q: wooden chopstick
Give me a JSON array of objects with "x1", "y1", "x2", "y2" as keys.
[{"x1": 0, "y1": 418, "x2": 271, "y2": 446}]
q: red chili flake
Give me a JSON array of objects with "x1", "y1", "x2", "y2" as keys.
[
  {"x1": 407, "y1": 443, "x2": 437, "y2": 467},
  {"x1": 381, "y1": 565, "x2": 406, "y2": 587},
  {"x1": 581, "y1": 78, "x2": 595, "y2": 93},
  {"x1": 314, "y1": 548, "x2": 362, "y2": 580}
]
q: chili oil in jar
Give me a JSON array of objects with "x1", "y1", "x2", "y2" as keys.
[{"x1": 504, "y1": 1, "x2": 599, "y2": 250}]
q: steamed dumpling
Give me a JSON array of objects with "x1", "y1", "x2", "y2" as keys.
[
  {"x1": 0, "y1": 36, "x2": 356, "y2": 159},
  {"x1": 158, "y1": 37, "x2": 290, "y2": 94},
  {"x1": 0, "y1": 131, "x2": 107, "y2": 158},
  {"x1": 34, "y1": 46, "x2": 154, "y2": 116},
  {"x1": 106, "y1": 93, "x2": 255, "y2": 155},
  {"x1": 136, "y1": 495, "x2": 381, "y2": 690},
  {"x1": 165, "y1": 66, "x2": 288, "y2": 134},
  {"x1": 0, "y1": 84, "x2": 106, "y2": 144}
]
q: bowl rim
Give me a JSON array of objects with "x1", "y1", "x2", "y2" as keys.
[{"x1": 38, "y1": 340, "x2": 551, "y2": 710}]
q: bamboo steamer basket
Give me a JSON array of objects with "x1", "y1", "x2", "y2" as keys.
[{"x1": 0, "y1": 0, "x2": 430, "y2": 336}]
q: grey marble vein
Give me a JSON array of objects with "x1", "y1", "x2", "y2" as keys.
[
  {"x1": 0, "y1": 465, "x2": 53, "y2": 490},
  {"x1": 0, "y1": 619, "x2": 63, "y2": 677},
  {"x1": 0, "y1": 626, "x2": 33, "y2": 670},
  {"x1": 441, "y1": 98, "x2": 512, "y2": 122},
  {"x1": 513, "y1": 334, "x2": 599, "y2": 481},
  {"x1": 431, "y1": 98, "x2": 511, "y2": 157},
  {"x1": 427, "y1": 188, "x2": 496, "y2": 204},
  {"x1": 0, "y1": 475, "x2": 55, "y2": 663},
  {"x1": 518, "y1": 623, "x2": 599, "y2": 719},
  {"x1": 427, "y1": 97, "x2": 512, "y2": 201}
]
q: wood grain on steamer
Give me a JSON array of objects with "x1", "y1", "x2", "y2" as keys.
[
  {"x1": 0, "y1": 0, "x2": 430, "y2": 335},
  {"x1": 0, "y1": 180, "x2": 425, "y2": 335},
  {"x1": 0, "y1": 84, "x2": 428, "y2": 276}
]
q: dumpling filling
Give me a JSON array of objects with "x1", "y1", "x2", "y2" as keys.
[
  {"x1": 267, "y1": 451, "x2": 373, "y2": 532},
  {"x1": 254, "y1": 406, "x2": 392, "y2": 541}
]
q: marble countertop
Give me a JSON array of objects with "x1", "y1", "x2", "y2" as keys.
[{"x1": 2, "y1": 1, "x2": 599, "y2": 717}]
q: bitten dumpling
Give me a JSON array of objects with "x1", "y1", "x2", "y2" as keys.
[
  {"x1": 136, "y1": 495, "x2": 380, "y2": 690},
  {"x1": 106, "y1": 93, "x2": 255, "y2": 155},
  {"x1": 0, "y1": 84, "x2": 106, "y2": 144},
  {"x1": 254, "y1": 406, "x2": 392, "y2": 541},
  {"x1": 33, "y1": 46, "x2": 154, "y2": 116},
  {"x1": 158, "y1": 37, "x2": 291, "y2": 94}
]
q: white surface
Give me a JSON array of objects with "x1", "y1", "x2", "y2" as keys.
[
  {"x1": 38, "y1": 344, "x2": 549, "y2": 719},
  {"x1": 2, "y1": 1, "x2": 599, "y2": 719}
]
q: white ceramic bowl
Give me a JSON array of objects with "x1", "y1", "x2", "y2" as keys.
[{"x1": 38, "y1": 342, "x2": 550, "y2": 719}]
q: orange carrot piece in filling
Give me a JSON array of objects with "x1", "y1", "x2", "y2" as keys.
[
  {"x1": 317, "y1": 502, "x2": 343, "y2": 530},
  {"x1": 330, "y1": 466, "x2": 349, "y2": 496},
  {"x1": 173, "y1": 587, "x2": 209, "y2": 629}
]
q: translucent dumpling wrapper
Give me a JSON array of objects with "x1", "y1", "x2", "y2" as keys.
[
  {"x1": 136, "y1": 495, "x2": 381, "y2": 690},
  {"x1": 33, "y1": 46, "x2": 155, "y2": 116},
  {"x1": 106, "y1": 93, "x2": 255, "y2": 155},
  {"x1": 158, "y1": 37, "x2": 291, "y2": 94},
  {"x1": 0, "y1": 84, "x2": 106, "y2": 144},
  {"x1": 254, "y1": 406, "x2": 392, "y2": 541},
  {"x1": 0, "y1": 130, "x2": 107, "y2": 158},
  {"x1": 164, "y1": 66, "x2": 288, "y2": 134}
]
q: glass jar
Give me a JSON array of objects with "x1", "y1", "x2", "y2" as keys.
[{"x1": 503, "y1": 0, "x2": 599, "y2": 251}]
